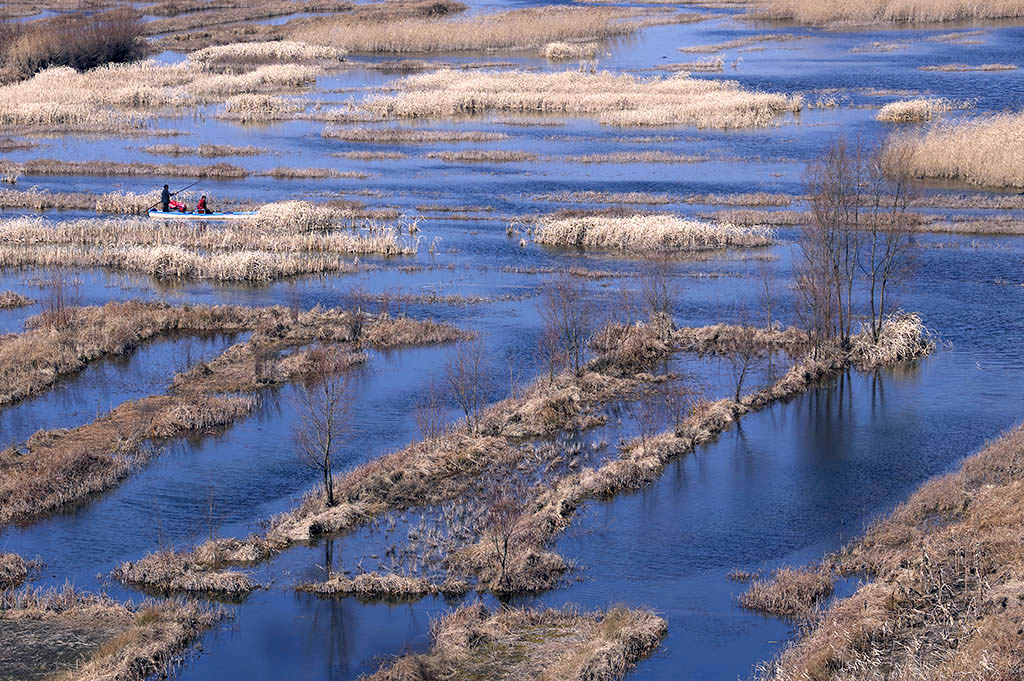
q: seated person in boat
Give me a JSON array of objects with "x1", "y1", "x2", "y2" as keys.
[{"x1": 197, "y1": 195, "x2": 212, "y2": 214}]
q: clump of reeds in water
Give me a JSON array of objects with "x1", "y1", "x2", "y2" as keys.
[
  {"x1": 0, "y1": 290, "x2": 33, "y2": 309},
  {"x1": 142, "y1": 143, "x2": 265, "y2": 157},
  {"x1": 534, "y1": 214, "x2": 775, "y2": 253},
  {"x1": 360, "y1": 69, "x2": 803, "y2": 128},
  {"x1": 218, "y1": 93, "x2": 305, "y2": 123},
  {"x1": 852, "y1": 312, "x2": 935, "y2": 370},
  {"x1": 322, "y1": 126, "x2": 509, "y2": 143},
  {"x1": 918, "y1": 62, "x2": 1017, "y2": 71},
  {"x1": 875, "y1": 97, "x2": 973, "y2": 123},
  {"x1": 542, "y1": 41, "x2": 602, "y2": 60},
  {"x1": 882, "y1": 112, "x2": 1024, "y2": 188},
  {"x1": 739, "y1": 567, "x2": 834, "y2": 619},
  {"x1": 298, "y1": 572, "x2": 470, "y2": 598},
  {"x1": 112, "y1": 549, "x2": 257, "y2": 595},
  {"x1": 188, "y1": 40, "x2": 347, "y2": 69},
  {"x1": 0, "y1": 552, "x2": 29, "y2": 588},
  {"x1": 361, "y1": 603, "x2": 667, "y2": 681}
]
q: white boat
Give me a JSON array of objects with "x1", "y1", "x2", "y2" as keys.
[{"x1": 148, "y1": 209, "x2": 257, "y2": 221}]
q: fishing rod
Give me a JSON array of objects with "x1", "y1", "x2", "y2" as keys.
[{"x1": 142, "y1": 179, "x2": 202, "y2": 214}]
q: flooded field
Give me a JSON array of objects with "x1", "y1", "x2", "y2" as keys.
[{"x1": 1, "y1": 0, "x2": 1023, "y2": 679}]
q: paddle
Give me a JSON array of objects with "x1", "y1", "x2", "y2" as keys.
[{"x1": 141, "y1": 180, "x2": 202, "y2": 214}]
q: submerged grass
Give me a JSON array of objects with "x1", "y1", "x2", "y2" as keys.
[
  {"x1": 757, "y1": 423, "x2": 1024, "y2": 680},
  {"x1": 361, "y1": 69, "x2": 803, "y2": 128},
  {"x1": 361, "y1": 603, "x2": 667, "y2": 681}
]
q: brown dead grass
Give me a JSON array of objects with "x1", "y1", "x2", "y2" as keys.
[
  {"x1": 0, "y1": 553, "x2": 29, "y2": 589},
  {"x1": 739, "y1": 567, "x2": 834, "y2": 619},
  {"x1": 0, "y1": 290, "x2": 33, "y2": 309},
  {"x1": 362, "y1": 603, "x2": 667, "y2": 681},
  {"x1": 748, "y1": 0, "x2": 1024, "y2": 25},
  {"x1": 298, "y1": 572, "x2": 470, "y2": 599},
  {"x1": 759, "y1": 424, "x2": 1024, "y2": 681},
  {"x1": 0, "y1": 159, "x2": 248, "y2": 179},
  {"x1": 142, "y1": 143, "x2": 265, "y2": 157},
  {"x1": 322, "y1": 126, "x2": 508, "y2": 143}
]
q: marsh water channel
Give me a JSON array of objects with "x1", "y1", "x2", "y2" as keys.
[{"x1": 1, "y1": 2, "x2": 1023, "y2": 680}]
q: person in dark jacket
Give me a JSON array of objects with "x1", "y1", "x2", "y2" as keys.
[{"x1": 160, "y1": 184, "x2": 172, "y2": 212}]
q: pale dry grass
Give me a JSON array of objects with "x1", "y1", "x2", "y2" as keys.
[
  {"x1": 739, "y1": 567, "x2": 834, "y2": 619},
  {"x1": 218, "y1": 93, "x2": 305, "y2": 123},
  {"x1": 876, "y1": 97, "x2": 973, "y2": 122},
  {"x1": 112, "y1": 550, "x2": 256, "y2": 595},
  {"x1": 750, "y1": 0, "x2": 1024, "y2": 24},
  {"x1": 298, "y1": 572, "x2": 470, "y2": 598},
  {"x1": 332, "y1": 150, "x2": 407, "y2": 160},
  {"x1": 362, "y1": 603, "x2": 667, "y2": 681},
  {"x1": 883, "y1": 112, "x2": 1024, "y2": 188},
  {"x1": 0, "y1": 290, "x2": 33, "y2": 309},
  {"x1": 361, "y1": 69, "x2": 802, "y2": 128},
  {"x1": 562, "y1": 151, "x2": 708, "y2": 163},
  {"x1": 0, "y1": 158, "x2": 248, "y2": 179},
  {"x1": 291, "y1": 6, "x2": 640, "y2": 54},
  {"x1": 534, "y1": 214, "x2": 774, "y2": 253}
]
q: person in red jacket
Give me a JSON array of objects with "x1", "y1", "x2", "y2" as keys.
[{"x1": 197, "y1": 195, "x2": 211, "y2": 214}]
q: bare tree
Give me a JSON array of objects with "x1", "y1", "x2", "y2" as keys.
[
  {"x1": 862, "y1": 142, "x2": 917, "y2": 342},
  {"x1": 539, "y1": 272, "x2": 593, "y2": 376},
  {"x1": 415, "y1": 376, "x2": 446, "y2": 441},
  {"x1": 294, "y1": 347, "x2": 354, "y2": 508},
  {"x1": 41, "y1": 270, "x2": 80, "y2": 330},
  {"x1": 446, "y1": 338, "x2": 486, "y2": 433},
  {"x1": 725, "y1": 308, "x2": 760, "y2": 402},
  {"x1": 483, "y1": 483, "x2": 526, "y2": 591},
  {"x1": 664, "y1": 376, "x2": 700, "y2": 436},
  {"x1": 627, "y1": 391, "x2": 662, "y2": 450},
  {"x1": 803, "y1": 137, "x2": 865, "y2": 348},
  {"x1": 639, "y1": 257, "x2": 677, "y2": 341},
  {"x1": 756, "y1": 259, "x2": 779, "y2": 380}
]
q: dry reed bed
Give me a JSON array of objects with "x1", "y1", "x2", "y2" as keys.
[
  {"x1": 883, "y1": 112, "x2": 1024, "y2": 188},
  {"x1": 876, "y1": 97, "x2": 973, "y2": 123},
  {"x1": 0, "y1": 159, "x2": 248, "y2": 179},
  {"x1": 359, "y1": 603, "x2": 667, "y2": 681},
  {"x1": 747, "y1": 0, "x2": 1024, "y2": 24},
  {"x1": 142, "y1": 143, "x2": 265, "y2": 157},
  {"x1": 756, "y1": 423, "x2": 1024, "y2": 680},
  {"x1": 2, "y1": 585, "x2": 220, "y2": 681},
  {"x1": 0, "y1": 553, "x2": 29, "y2": 589},
  {"x1": 542, "y1": 41, "x2": 602, "y2": 60},
  {"x1": 290, "y1": 6, "x2": 641, "y2": 54},
  {"x1": 0, "y1": 188, "x2": 163, "y2": 213},
  {"x1": 919, "y1": 62, "x2": 1017, "y2": 71},
  {"x1": 0, "y1": 302, "x2": 469, "y2": 527},
  {"x1": 0, "y1": 58, "x2": 327, "y2": 134},
  {"x1": 678, "y1": 33, "x2": 802, "y2": 52},
  {"x1": 533, "y1": 190, "x2": 793, "y2": 206},
  {"x1": 739, "y1": 567, "x2": 834, "y2": 619},
  {"x1": 0, "y1": 290, "x2": 33, "y2": 309},
  {"x1": 426, "y1": 149, "x2": 538, "y2": 163},
  {"x1": 562, "y1": 151, "x2": 708, "y2": 164},
  {"x1": 298, "y1": 572, "x2": 470, "y2": 598},
  {"x1": 322, "y1": 126, "x2": 508, "y2": 143},
  {"x1": 533, "y1": 214, "x2": 775, "y2": 253},
  {"x1": 188, "y1": 40, "x2": 347, "y2": 68},
  {"x1": 361, "y1": 69, "x2": 803, "y2": 128}
]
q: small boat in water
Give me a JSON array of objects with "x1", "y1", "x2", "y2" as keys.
[{"x1": 148, "y1": 209, "x2": 257, "y2": 221}]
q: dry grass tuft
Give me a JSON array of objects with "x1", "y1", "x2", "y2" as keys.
[
  {"x1": 0, "y1": 553, "x2": 29, "y2": 589},
  {"x1": 851, "y1": 312, "x2": 934, "y2": 370},
  {"x1": 291, "y1": 6, "x2": 639, "y2": 54},
  {"x1": 218, "y1": 93, "x2": 305, "y2": 123},
  {"x1": 562, "y1": 151, "x2": 708, "y2": 163},
  {"x1": 534, "y1": 214, "x2": 774, "y2": 253},
  {"x1": 679, "y1": 33, "x2": 801, "y2": 52},
  {"x1": 0, "y1": 158, "x2": 248, "y2": 179},
  {"x1": 542, "y1": 41, "x2": 602, "y2": 60},
  {"x1": 361, "y1": 69, "x2": 803, "y2": 128},
  {"x1": 112, "y1": 550, "x2": 257, "y2": 595},
  {"x1": 882, "y1": 112, "x2": 1024, "y2": 188},
  {"x1": 739, "y1": 567, "x2": 834, "y2": 619},
  {"x1": 0, "y1": 290, "x2": 33, "y2": 309},
  {"x1": 188, "y1": 40, "x2": 347, "y2": 68},
  {"x1": 876, "y1": 97, "x2": 973, "y2": 123},
  {"x1": 362, "y1": 603, "x2": 667, "y2": 681}
]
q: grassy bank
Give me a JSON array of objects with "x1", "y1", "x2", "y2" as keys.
[
  {"x1": 755, "y1": 423, "x2": 1024, "y2": 680},
  {"x1": 361, "y1": 603, "x2": 667, "y2": 681},
  {"x1": 2, "y1": 585, "x2": 219, "y2": 681},
  {"x1": 748, "y1": 0, "x2": 1024, "y2": 25}
]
